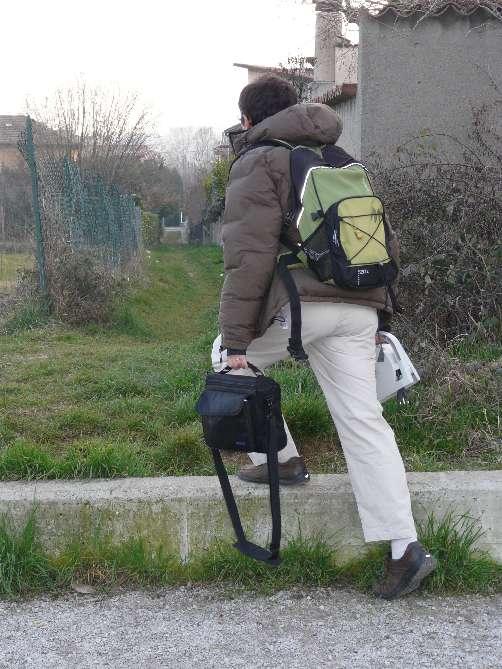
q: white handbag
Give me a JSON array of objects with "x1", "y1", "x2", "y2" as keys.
[{"x1": 375, "y1": 331, "x2": 420, "y2": 404}]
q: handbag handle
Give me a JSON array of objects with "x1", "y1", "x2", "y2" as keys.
[{"x1": 219, "y1": 361, "x2": 263, "y2": 377}]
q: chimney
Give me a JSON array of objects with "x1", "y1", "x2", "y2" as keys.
[{"x1": 314, "y1": 3, "x2": 344, "y2": 85}]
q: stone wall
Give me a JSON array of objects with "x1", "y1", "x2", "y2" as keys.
[
  {"x1": 358, "y1": 8, "x2": 502, "y2": 164},
  {"x1": 1, "y1": 472, "x2": 501, "y2": 563}
]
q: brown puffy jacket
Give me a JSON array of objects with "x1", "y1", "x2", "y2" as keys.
[{"x1": 219, "y1": 103, "x2": 398, "y2": 352}]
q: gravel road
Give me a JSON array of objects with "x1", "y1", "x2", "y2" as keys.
[{"x1": 0, "y1": 586, "x2": 501, "y2": 668}]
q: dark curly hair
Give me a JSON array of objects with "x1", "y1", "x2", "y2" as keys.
[{"x1": 238, "y1": 75, "x2": 298, "y2": 126}]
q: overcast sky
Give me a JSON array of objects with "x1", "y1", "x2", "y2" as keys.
[{"x1": 2, "y1": 0, "x2": 317, "y2": 135}]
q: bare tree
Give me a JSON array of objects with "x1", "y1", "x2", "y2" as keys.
[
  {"x1": 306, "y1": 0, "x2": 384, "y2": 24},
  {"x1": 159, "y1": 126, "x2": 220, "y2": 226},
  {"x1": 27, "y1": 82, "x2": 185, "y2": 214},
  {"x1": 29, "y1": 82, "x2": 153, "y2": 185},
  {"x1": 161, "y1": 127, "x2": 219, "y2": 181},
  {"x1": 278, "y1": 56, "x2": 316, "y2": 101}
]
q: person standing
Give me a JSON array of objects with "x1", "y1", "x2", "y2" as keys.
[{"x1": 218, "y1": 75, "x2": 436, "y2": 599}]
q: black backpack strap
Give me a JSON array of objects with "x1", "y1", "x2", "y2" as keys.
[
  {"x1": 387, "y1": 284, "x2": 402, "y2": 314},
  {"x1": 248, "y1": 139, "x2": 294, "y2": 151},
  {"x1": 277, "y1": 254, "x2": 309, "y2": 363},
  {"x1": 210, "y1": 413, "x2": 282, "y2": 566},
  {"x1": 320, "y1": 144, "x2": 357, "y2": 168}
]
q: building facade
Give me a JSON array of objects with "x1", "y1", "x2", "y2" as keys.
[
  {"x1": 0, "y1": 116, "x2": 28, "y2": 171},
  {"x1": 311, "y1": 1, "x2": 502, "y2": 164}
]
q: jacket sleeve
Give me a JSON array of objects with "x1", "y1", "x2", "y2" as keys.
[{"x1": 219, "y1": 150, "x2": 285, "y2": 351}]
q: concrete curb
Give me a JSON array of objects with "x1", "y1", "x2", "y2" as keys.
[{"x1": 0, "y1": 472, "x2": 501, "y2": 562}]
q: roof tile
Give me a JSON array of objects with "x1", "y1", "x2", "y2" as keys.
[{"x1": 374, "y1": 1, "x2": 502, "y2": 19}]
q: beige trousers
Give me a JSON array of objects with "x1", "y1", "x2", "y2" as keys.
[{"x1": 224, "y1": 302, "x2": 416, "y2": 543}]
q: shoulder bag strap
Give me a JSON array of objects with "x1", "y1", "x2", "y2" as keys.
[
  {"x1": 265, "y1": 409, "x2": 281, "y2": 561},
  {"x1": 210, "y1": 437, "x2": 282, "y2": 565}
]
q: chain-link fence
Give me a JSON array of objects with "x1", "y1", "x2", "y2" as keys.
[{"x1": 0, "y1": 116, "x2": 142, "y2": 320}]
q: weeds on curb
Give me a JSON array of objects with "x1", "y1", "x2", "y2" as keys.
[
  {"x1": 188, "y1": 536, "x2": 341, "y2": 594},
  {"x1": 418, "y1": 511, "x2": 502, "y2": 594},
  {"x1": 0, "y1": 511, "x2": 501, "y2": 599},
  {"x1": 0, "y1": 514, "x2": 58, "y2": 597}
]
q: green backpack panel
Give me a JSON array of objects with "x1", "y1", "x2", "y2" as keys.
[{"x1": 290, "y1": 149, "x2": 398, "y2": 291}]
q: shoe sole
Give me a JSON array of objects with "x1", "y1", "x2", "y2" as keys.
[
  {"x1": 237, "y1": 473, "x2": 310, "y2": 486},
  {"x1": 380, "y1": 554, "x2": 438, "y2": 601},
  {"x1": 279, "y1": 473, "x2": 311, "y2": 486},
  {"x1": 398, "y1": 554, "x2": 437, "y2": 597}
]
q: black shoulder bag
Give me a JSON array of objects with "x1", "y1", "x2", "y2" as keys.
[{"x1": 195, "y1": 363, "x2": 287, "y2": 565}]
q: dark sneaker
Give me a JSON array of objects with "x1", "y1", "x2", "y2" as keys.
[
  {"x1": 237, "y1": 456, "x2": 310, "y2": 486},
  {"x1": 373, "y1": 541, "x2": 437, "y2": 600}
]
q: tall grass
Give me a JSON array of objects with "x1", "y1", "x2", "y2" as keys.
[
  {"x1": 418, "y1": 512, "x2": 502, "y2": 593},
  {"x1": 0, "y1": 514, "x2": 58, "y2": 596},
  {"x1": 1, "y1": 247, "x2": 500, "y2": 480}
]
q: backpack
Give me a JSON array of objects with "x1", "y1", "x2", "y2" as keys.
[{"x1": 236, "y1": 141, "x2": 400, "y2": 362}]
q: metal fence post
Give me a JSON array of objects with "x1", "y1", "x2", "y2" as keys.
[{"x1": 24, "y1": 116, "x2": 48, "y2": 297}]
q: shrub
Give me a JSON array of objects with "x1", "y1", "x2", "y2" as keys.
[
  {"x1": 47, "y1": 252, "x2": 122, "y2": 325},
  {"x1": 141, "y1": 211, "x2": 161, "y2": 248},
  {"x1": 372, "y1": 101, "x2": 502, "y2": 358},
  {"x1": 202, "y1": 158, "x2": 232, "y2": 231},
  {"x1": 377, "y1": 159, "x2": 501, "y2": 353}
]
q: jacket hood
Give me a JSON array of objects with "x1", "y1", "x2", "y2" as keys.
[{"x1": 227, "y1": 103, "x2": 343, "y2": 155}]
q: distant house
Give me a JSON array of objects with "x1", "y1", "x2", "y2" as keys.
[
  {"x1": 234, "y1": 61, "x2": 315, "y2": 85},
  {"x1": 310, "y1": 0, "x2": 502, "y2": 163},
  {"x1": 0, "y1": 116, "x2": 30, "y2": 171},
  {"x1": 234, "y1": 63, "x2": 288, "y2": 83},
  {"x1": 0, "y1": 115, "x2": 60, "y2": 171}
]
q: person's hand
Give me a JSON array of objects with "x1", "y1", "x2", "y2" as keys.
[
  {"x1": 375, "y1": 332, "x2": 387, "y2": 345},
  {"x1": 227, "y1": 355, "x2": 248, "y2": 370}
]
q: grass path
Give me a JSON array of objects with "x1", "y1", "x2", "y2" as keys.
[
  {"x1": 0, "y1": 253, "x2": 33, "y2": 293},
  {"x1": 0, "y1": 247, "x2": 224, "y2": 479},
  {"x1": 0, "y1": 245, "x2": 500, "y2": 480}
]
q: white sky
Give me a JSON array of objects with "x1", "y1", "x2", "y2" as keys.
[{"x1": 1, "y1": 0, "x2": 317, "y2": 135}]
